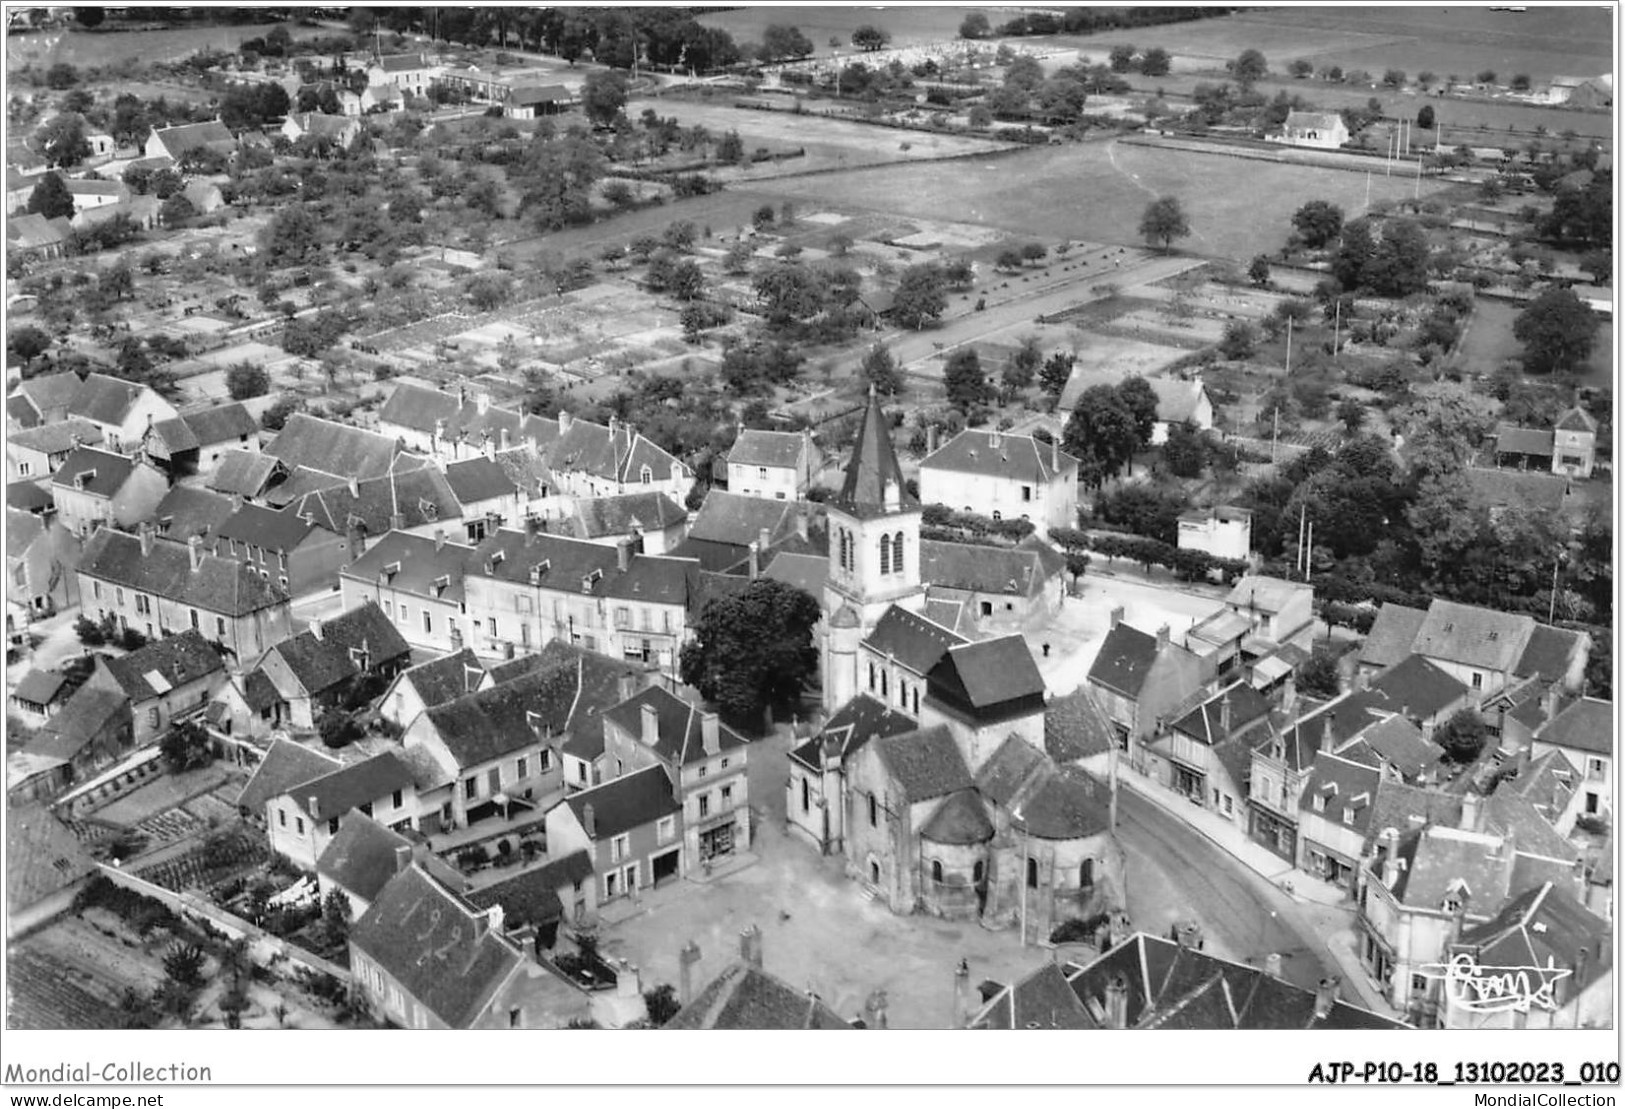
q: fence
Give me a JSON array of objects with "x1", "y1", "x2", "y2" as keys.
[{"x1": 96, "y1": 864, "x2": 351, "y2": 985}]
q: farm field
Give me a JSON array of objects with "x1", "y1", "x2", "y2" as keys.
[
  {"x1": 746, "y1": 138, "x2": 1447, "y2": 262},
  {"x1": 5, "y1": 21, "x2": 285, "y2": 68},
  {"x1": 1458, "y1": 297, "x2": 1614, "y2": 387},
  {"x1": 696, "y1": 6, "x2": 999, "y2": 56}
]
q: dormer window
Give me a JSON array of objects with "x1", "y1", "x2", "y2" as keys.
[
  {"x1": 431, "y1": 573, "x2": 451, "y2": 597},
  {"x1": 640, "y1": 465, "x2": 652, "y2": 485},
  {"x1": 383, "y1": 561, "x2": 401, "y2": 579},
  {"x1": 1312, "y1": 793, "x2": 1326, "y2": 813}
]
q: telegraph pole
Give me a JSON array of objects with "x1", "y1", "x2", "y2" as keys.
[{"x1": 1333, "y1": 299, "x2": 1342, "y2": 353}]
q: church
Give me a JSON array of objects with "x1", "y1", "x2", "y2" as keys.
[{"x1": 790, "y1": 389, "x2": 1126, "y2": 936}]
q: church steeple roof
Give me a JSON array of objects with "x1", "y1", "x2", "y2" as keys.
[{"x1": 834, "y1": 386, "x2": 917, "y2": 519}]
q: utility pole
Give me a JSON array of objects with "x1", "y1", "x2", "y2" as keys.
[
  {"x1": 1285, "y1": 315, "x2": 1293, "y2": 374},
  {"x1": 1297, "y1": 505, "x2": 1307, "y2": 579},
  {"x1": 1365, "y1": 171, "x2": 1372, "y2": 210},
  {"x1": 1333, "y1": 299, "x2": 1341, "y2": 353},
  {"x1": 1272, "y1": 407, "x2": 1280, "y2": 464},
  {"x1": 1107, "y1": 735, "x2": 1119, "y2": 833},
  {"x1": 1305, "y1": 521, "x2": 1313, "y2": 583},
  {"x1": 1549, "y1": 555, "x2": 1561, "y2": 623},
  {"x1": 1017, "y1": 813, "x2": 1029, "y2": 948}
]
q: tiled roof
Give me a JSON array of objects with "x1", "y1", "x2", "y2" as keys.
[
  {"x1": 1455, "y1": 882, "x2": 1611, "y2": 996},
  {"x1": 975, "y1": 735, "x2": 1049, "y2": 807},
  {"x1": 801, "y1": 693, "x2": 917, "y2": 768},
  {"x1": 1339, "y1": 714, "x2": 1441, "y2": 780},
  {"x1": 342, "y1": 530, "x2": 475, "y2": 605},
  {"x1": 153, "y1": 485, "x2": 235, "y2": 544},
  {"x1": 13, "y1": 668, "x2": 69, "y2": 707},
  {"x1": 286, "y1": 751, "x2": 418, "y2": 820},
  {"x1": 874, "y1": 725, "x2": 971, "y2": 803},
  {"x1": 1413, "y1": 600, "x2": 1534, "y2": 674},
  {"x1": 465, "y1": 850, "x2": 595, "y2": 929},
  {"x1": 1359, "y1": 605, "x2": 1429, "y2": 671},
  {"x1": 1087, "y1": 623, "x2": 1161, "y2": 699},
  {"x1": 1516, "y1": 625, "x2": 1588, "y2": 686},
  {"x1": 80, "y1": 528, "x2": 289, "y2": 617},
  {"x1": 216, "y1": 502, "x2": 320, "y2": 553},
  {"x1": 1170, "y1": 682, "x2": 1272, "y2": 746},
  {"x1": 443, "y1": 456, "x2": 516, "y2": 505},
  {"x1": 264, "y1": 413, "x2": 405, "y2": 483},
  {"x1": 919, "y1": 539, "x2": 1053, "y2": 599},
  {"x1": 6, "y1": 508, "x2": 44, "y2": 559},
  {"x1": 863, "y1": 605, "x2": 966, "y2": 675},
  {"x1": 394, "y1": 648, "x2": 485, "y2": 710},
  {"x1": 8, "y1": 480, "x2": 55, "y2": 513},
  {"x1": 65, "y1": 373, "x2": 154, "y2": 428},
  {"x1": 1145, "y1": 377, "x2": 1208, "y2": 422},
  {"x1": 833, "y1": 390, "x2": 915, "y2": 518},
  {"x1": 602, "y1": 685, "x2": 747, "y2": 767},
  {"x1": 1536, "y1": 697, "x2": 1612, "y2": 756},
  {"x1": 971, "y1": 961, "x2": 1093, "y2": 1029},
  {"x1": 237, "y1": 737, "x2": 344, "y2": 814},
  {"x1": 922, "y1": 428, "x2": 1078, "y2": 482},
  {"x1": 728, "y1": 428, "x2": 809, "y2": 469},
  {"x1": 1554, "y1": 407, "x2": 1598, "y2": 434},
  {"x1": 600, "y1": 554, "x2": 705, "y2": 610},
  {"x1": 317, "y1": 813, "x2": 413, "y2": 903},
  {"x1": 920, "y1": 789, "x2": 995, "y2": 845},
  {"x1": 33, "y1": 686, "x2": 128, "y2": 760},
  {"x1": 561, "y1": 764, "x2": 681, "y2": 841},
  {"x1": 176, "y1": 401, "x2": 258, "y2": 447},
  {"x1": 207, "y1": 450, "x2": 286, "y2": 498},
  {"x1": 687, "y1": 489, "x2": 796, "y2": 546},
  {"x1": 760, "y1": 550, "x2": 827, "y2": 598},
  {"x1": 664, "y1": 962, "x2": 851, "y2": 1029},
  {"x1": 933, "y1": 636, "x2": 1047, "y2": 711},
  {"x1": 422, "y1": 652, "x2": 584, "y2": 770},
  {"x1": 465, "y1": 528, "x2": 623, "y2": 601},
  {"x1": 1482, "y1": 793, "x2": 1578, "y2": 865},
  {"x1": 1369, "y1": 655, "x2": 1468, "y2": 720},
  {"x1": 1044, "y1": 687, "x2": 1117, "y2": 763},
  {"x1": 1385, "y1": 824, "x2": 1511, "y2": 911},
  {"x1": 1364, "y1": 779, "x2": 1463, "y2": 855},
  {"x1": 1495, "y1": 424, "x2": 1555, "y2": 456},
  {"x1": 12, "y1": 373, "x2": 85, "y2": 421},
  {"x1": 9, "y1": 418, "x2": 105, "y2": 456},
  {"x1": 50, "y1": 447, "x2": 137, "y2": 498},
  {"x1": 1225, "y1": 575, "x2": 1309, "y2": 617},
  {"x1": 1018, "y1": 763, "x2": 1111, "y2": 840},
  {"x1": 569, "y1": 491, "x2": 687, "y2": 540},
  {"x1": 101, "y1": 630, "x2": 224, "y2": 700},
  {"x1": 1284, "y1": 111, "x2": 1345, "y2": 132},
  {"x1": 268, "y1": 632, "x2": 358, "y2": 697},
  {"x1": 349, "y1": 865, "x2": 522, "y2": 1029},
  {"x1": 1300, "y1": 752, "x2": 1382, "y2": 837},
  {"x1": 288, "y1": 466, "x2": 461, "y2": 536},
  {"x1": 150, "y1": 121, "x2": 235, "y2": 156}
]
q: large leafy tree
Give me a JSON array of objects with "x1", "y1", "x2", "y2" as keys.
[
  {"x1": 944, "y1": 347, "x2": 988, "y2": 411},
  {"x1": 1514, "y1": 287, "x2": 1600, "y2": 375},
  {"x1": 753, "y1": 262, "x2": 825, "y2": 327},
  {"x1": 1291, "y1": 200, "x2": 1344, "y2": 249},
  {"x1": 1040, "y1": 350, "x2": 1074, "y2": 397},
  {"x1": 1138, "y1": 195, "x2": 1190, "y2": 252},
  {"x1": 37, "y1": 112, "x2": 92, "y2": 168},
  {"x1": 851, "y1": 25, "x2": 890, "y2": 51},
  {"x1": 1064, "y1": 384, "x2": 1140, "y2": 486},
  {"x1": 1331, "y1": 217, "x2": 1375, "y2": 290},
  {"x1": 1117, "y1": 376, "x2": 1159, "y2": 446},
  {"x1": 1230, "y1": 48, "x2": 1268, "y2": 83},
  {"x1": 892, "y1": 263, "x2": 947, "y2": 329},
  {"x1": 26, "y1": 171, "x2": 75, "y2": 219},
  {"x1": 860, "y1": 343, "x2": 902, "y2": 396},
  {"x1": 679, "y1": 579, "x2": 821, "y2": 725},
  {"x1": 760, "y1": 24, "x2": 814, "y2": 61},
  {"x1": 581, "y1": 69, "x2": 628, "y2": 128},
  {"x1": 517, "y1": 132, "x2": 605, "y2": 231}
]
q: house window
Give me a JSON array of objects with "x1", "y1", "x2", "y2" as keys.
[
  {"x1": 640, "y1": 465, "x2": 652, "y2": 485},
  {"x1": 147, "y1": 707, "x2": 159, "y2": 728},
  {"x1": 1223, "y1": 796, "x2": 1233, "y2": 816},
  {"x1": 1021, "y1": 485, "x2": 1032, "y2": 502},
  {"x1": 611, "y1": 834, "x2": 630, "y2": 861},
  {"x1": 295, "y1": 817, "x2": 305, "y2": 835},
  {"x1": 538, "y1": 749, "x2": 552, "y2": 772},
  {"x1": 721, "y1": 757, "x2": 730, "y2": 770},
  {"x1": 801, "y1": 777, "x2": 810, "y2": 813},
  {"x1": 868, "y1": 794, "x2": 878, "y2": 826},
  {"x1": 516, "y1": 757, "x2": 528, "y2": 780},
  {"x1": 912, "y1": 689, "x2": 919, "y2": 714},
  {"x1": 392, "y1": 790, "x2": 403, "y2": 809},
  {"x1": 1026, "y1": 857, "x2": 1039, "y2": 889},
  {"x1": 1080, "y1": 859, "x2": 1094, "y2": 889},
  {"x1": 980, "y1": 601, "x2": 993, "y2": 617},
  {"x1": 1471, "y1": 672, "x2": 1483, "y2": 690},
  {"x1": 931, "y1": 859, "x2": 943, "y2": 883},
  {"x1": 488, "y1": 767, "x2": 502, "y2": 794},
  {"x1": 488, "y1": 617, "x2": 498, "y2": 637},
  {"x1": 116, "y1": 588, "x2": 124, "y2": 605},
  {"x1": 698, "y1": 794, "x2": 710, "y2": 819},
  {"x1": 93, "y1": 582, "x2": 101, "y2": 600},
  {"x1": 423, "y1": 611, "x2": 432, "y2": 634},
  {"x1": 880, "y1": 670, "x2": 888, "y2": 697},
  {"x1": 216, "y1": 617, "x2": 226, "y2": 637},
  {"x1": 657, "y1": 816, "x2": 675, "y2": 842},
  {"x1": 757, "y1": 466, "x2": 768, "y2": 480},
  {"x1": 891, "y1": 532, "x2": 903, "y2": 573},
  {"x1": 578, "y1": 762, "x2": 588, "y2": 784},
  {"x1": 721, "y1": 784, "x2": 733, "y2": 807},
  {"x1": 464, "y1": 777, "x2": 478, "y2": 800},
  {"x1": 879, "y1": 536, "x2": 891, "y2": 575},
  {"x1": 16, "y1": 462, "x2": 27, "y2": 476},
  {"x1": 992, "y1": 511, "x2": 1001, "y2": 522},
  {"x1": 605, "y1": 871, "x2": 618, "y2": 899},
  {"x1": 278, "y1": 809, "x2": 286, "y2": 827},
  {"x1": 868, "y1": 663, "x2": 876, "y2": 691},
  {"x1": 329, "y1": 818, "x2": 339, "y2": 836}
]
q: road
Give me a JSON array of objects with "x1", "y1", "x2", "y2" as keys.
[{"x1": 1116, "y1": 786, "x2": 1337, "y2": 993}]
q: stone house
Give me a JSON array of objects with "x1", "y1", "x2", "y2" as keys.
[
  {"x1": 50, "y1": 447, "x2": 168, "y2": 539},
  {"x1": 544, "y1": 765, "x2": 685, "y2": 905},
  {"x1": 726, "y1": 427, "x2": 819, "y2": 502},
  {"x1": 83, "y1": 629, "x2": 227, "y2": 748},
  {"x1": 919, "y1": 428, "x2": 1079, "y2": 540},
  {"x1": 1085, "y1": 614, "x2": 1206, "y2": 764},
  {"x1": 264, "y1": 751, "x2": 421, "y2": 871}
]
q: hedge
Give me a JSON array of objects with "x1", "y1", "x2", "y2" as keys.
[{"x1": 1050, "y1": 527, "x2": 1248, "y2": 584}]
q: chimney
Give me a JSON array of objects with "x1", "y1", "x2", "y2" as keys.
[
  {"x1": 618, "y1": 670, "x2": 638, "y2": 705},
  {"x1": 483, "y1": 434, "x2": 495, "y2": 461},
  {"x1": 926, "y1": 424, "x2": 938, "y2": 455},
  {"x1": 1313, "y1": 977, "x2": 1340, "y2": 1020},
  {"x1": 348, "y1": 476, "x2": 359, "y2": 497},
  {"x1": 582, "y1": 802, "x2": 596, "y2": 839},
  {"x1": 498, "y1": 426, "x2": 510, "y2": 451},
  {"x1": 1104, "y1": 974, "x2": 1130, "y2": 1030},
  {"x1": 1320, "y1": 714, "x2": 1335, "y2": 753},
  {"x1": 187, "y1": 534, "x2": 204, "y2": 572},
  {"x1": 1282, "y1": 674, "x2": 1298, "y2": 715},
  {"x1": 230, "y1": 493, "x2": 244, "y2": 512},
  {"x1": 558, "y1": 410, "x2": 572, "y2": 434},
  {"x1": 434, "y1": 528, "x2": 445, "y2": 552},
  {"x1": 616, "y1": 538, "x2": 633, "y2": 573},
  {"x1": 1109, "y1": 605, "x2": 1124, "y2": 630},
  {"x1": 139, "y1": 522, "x2": 154, "y2": 556},
  {"x1": 390, "y1": 512, "x2": 406, "y2": 531},
  {"x1": 640, "y1": 702, "x2": 659, "y2": 746},
  {"x1": 1460, "y1": 791, "x2": 1482, "y2": 833},
  {"x1": 758, "y1": 526, "x2": 772, "y2": 553},
  {"x1": 1156, "y1": 624, "x2": 1170, "y2": 647},
  {"x1": 739, "y1": 924, "x2": 762, "y2": 968},
  {"x1": 747, "y1": 541, "x2": 760, "y2": 581},
  {"x1": 1219, "y1": 692, "x2": 1233, "y2": 736},
  {"x1": 475, "y1": 392, "x2": 490, "y2": 414},
  {"x1": 1264, "y1": 953, "x2": 1284, "y2": 979},
  {"x1": 393, "y1": 844, "x2": 412, "y2": 874},
  {"x1": 1051, "y1": 434, "x2": 1059, "y2": 471},
  {"x1": 989, "y1": 428, "x2": 1001, "y2": 450},
  {"x1": 1543, "y1": 683, "x2": 1560, "y2": 724},
  {"x1": 484, "y1": 903, "x2": 505, "y2": 936},
  {"x1": 309, "y1": 618, "x2": 323, "y2": 641},
  {"x1": 1379, "y1": 828, "x2": 1400, "y2": 889},
  {"x1": 794, "y1": 512, "x2": 808, "y2": 541},
  {"x1": 1355, "y1": 667, "x2": 1370, "y2": 692},
  {"x1": 307, "y1": 795, "x2": 320, "y2": 822},
  {"x1": 953, "y1": 958, "x2": 972, "y2": 1029},
  {"x1": 678, "y1": 941, "x2": 702, "y2": 1005},
  {"x1": 701, "y1": 711, "x2": 720, "y2": 756}
]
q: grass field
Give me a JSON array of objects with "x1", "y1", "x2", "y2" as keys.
[
  {"x1": 748, "y1": 138, "x2": 1447, "y2": 262},
  {"x1": 1459, "y1": 297, "x2": 1614, "y2": 385},
  {"x1": 6, "y1": 21, "x2": 285, "y2": 68},
  {"x1": 696, "y1": 6, "x2": 1003, "y2": 56}
]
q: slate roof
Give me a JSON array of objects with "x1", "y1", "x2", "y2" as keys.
[
  {"x1": 545, "y1": 412, "x2": 690, "y2": 485},
  {"x1": 79, "y1": 528, "x2": 289, "y2": 617},
  {"x1": 665, "y1": 962, "x2": 851, "y2": 1029},
  {"x1": 1225, "y1": 575, "x2": 1309, "y2": 618},
  {"x1": 1359, "y1": 605, "x2": 1429, "y2": 671},
  {"x1": 9, "y1": 418, "x2": 105, "y2": 456},
  {"x1": 288, "y1": 465, "x2": 461, "y2": 535},
  {"x1": 1284, "y1": 111, "x2": 1346, "y2": 133},
  {"x1": 394, "y1": 648, "x2": 485, "y2": 710},
  {"x1": 65, "y1": 373, "x2": 154, "y2": 428},
  {"x1": 1087, "y1": 623, "x2": 1162, "y2": 699},
  {"x1": 561, "y1": 764, "x2": 681, "y2": 840},
  {"x1": 375, "y1": 53, "x2": 429, "y2": 73},
  {"x1": 350, "y1": 865, "x2": 523, "y2": 1029},
  {"x1": 1454, "y1": 882, "x2": 1612, "y2": 996},
  {"x1": 863, "y1": 605, "x2": 966, "y2": 675},
  {"x1": 971, "y1": 961, "x2": 1093, "y2": 1029},
  {"x1": 1169, "y1": 683, "x2": 1272, "y2": 746},
  {"x1": 238, "y1": 737, "x2": 344, "y2": 814},
  {"x1": 149, "y1": 121, "x2": 235, "y2": 157},
  {"x1": 1554, "y1": 407, "x2": 1598, "y2": 434},
  {"x1": 761, "y1": 550, "x2": 828, "y2": 598},
  {"x1": 1339, "y1": 714, "x2": 1442, "y2": 780},
  {"x1": 1018, "y1": 763, "x2": 1112, "y2": 840},
  {"x1": 443, "y1": 456, "x2": 516, "y2": 505},
  {"x1": 508, "y1": 85, "x2": 573, "y2": 107},
  {"x1": 7, "y1": 480, "x2": 54, "y2": 513},
  {"x1": 317, "y1": 813, "x2": 414, "y2": 904},
  {"x1": 268, "y1": 632, "x2": 358, "y2": 697},
  {"x1": 919, "y1": 789, "x2": 995, "y2": 845},
  {"x1": 975, "y1": 735, "x2": 1050, "y2": 808},
  {"x1": 1385, "y1": 824, "x2": 1511, "y2": 911},
  {"x1": 6, "y1": 508, "x2": 44, "y2": 559},
  {"x1": 792, "y1": 693, "x2": 917, "y2": 769},
  {"x1": 1063, "y1": 934, "x2": 1408, "y2": 1029},
  {"x1": 933, "y1": 636, "x2": 1047, "y2": 710},
  {"x1": 13, "y1": 668, "x2": 69, "y2": 707},
  {"x1": 423, "y1": 652, "x2": 584, "y2": 770},
  {"x1": 342, "y1": 531, "x2": 475, "y2": 605},
  {"x1": 33, "y1": 686, "x2": 128, "y2": 760},
  {"x1": 1517, "y1": 625, "x2": 1588, "y2": 686},
  {"x1": 50, "y1": 447, "x2": 137, "y2": 498},
  {"x1": 922, "y1": 428, "x2": 1079, "y2": 482},
  {"x1": 1413, "y1": 600, "x2": 1534, "y2": 674},
  {"x1": 873, "y1": 725, "x2": 971, "y2": 803},
  {"x1": 152, "y1": 485, "x2": 235, "y2": 544},
  {"x1": 264, "y1": 413, "x2": 405, "y2": 483},
  {"x1": 286, "y1": 751, "x2": 418, "y2": 820},
  {"x1": 1482, "y1": 792, "x2": 1579, "y2": 865},
  {"x1": 600, "y1": 554, "x2": 706, "y2": 610},
  {"x1": 465, "y1": 850, "x2": 595, "y2": 930},
  {"x1": 1464, "y1": 467, "x2": 1568, "y2": 514},
  {"x1": 834, "y1": 389, "x2": 915, "y2": 518},
  {"x1": 1364, "y1": 779, "x2": 1464, "y2": 855},
  {"x1": 603, "y1": 685, "x2": 748, "y2": 767},
  {"x1": 1369, "y1": 655, "x2": 1468, "y2": 720},
  {"x1": 728, "y1": 428, "x2": 810, "y2": 469},
  {"x1": 1536, "y1": 697, "x2": 1613, "y2": 757},
  {"x1": 208, "y1": 450, "x2": 286, "y2": 498},
  {"x1": 241, "y1": 669, "x2": 281, "y2": 712},
  {"x1": 11, "y1": 373, "x2": 84, "y2": 424},
  {"x1": 1496, "y1": 424, "x2": 1556, "y2": 456},
  {"x1": 687, "y1": 489, "x2": 796, "y2": 546},
  {"x1": 569, "y1": 491, "x2": 687, "y2": 540},
  {"x1": 919, "y1": 540, "x2": 1054, "y2": 599},
  {"x1": 1043, "y1": 686, "x2": 1117, "y2": 763},
  {"x1": 1301, "y1": 752, "x2": 1382, "y2": 838},
  {"x1": 101, "y1": 630, "x2": 224, "y2": 700}
]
